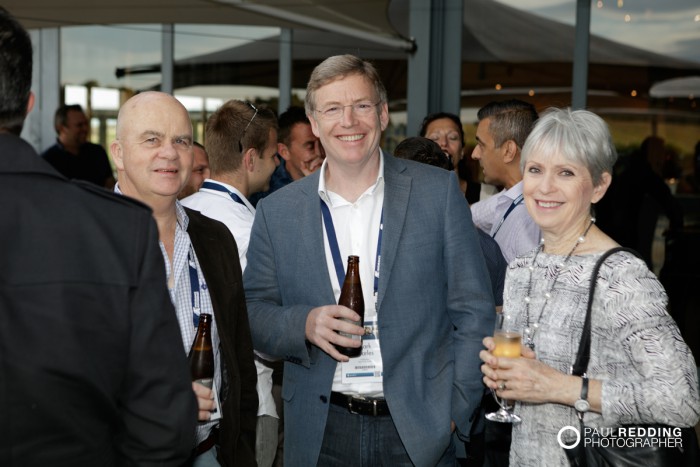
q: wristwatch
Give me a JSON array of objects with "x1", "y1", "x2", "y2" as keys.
[{"x1": 574, "y1": 376, "x2": 590, "y2": 414}]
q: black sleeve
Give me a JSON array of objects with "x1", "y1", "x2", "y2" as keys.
[{"x1": 118, "y1": 214, "x2": 198, "y2": 466}]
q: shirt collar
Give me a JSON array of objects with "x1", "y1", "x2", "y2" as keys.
[
  {"x1": 317, "y1": 150, "x2": 385, "y2": 206},
  {"x1": 114, "y1": 182, "x2": 189, "y2": 230},
  {"x1": 174, "y1": 199, "x2": 190, "y2": 231},
  {"x1": 502, "y1": 180, "x2": 524, "y2": 201},
  {"x1": 200, "y1": 178, "x2": 255, "y2": 213}
]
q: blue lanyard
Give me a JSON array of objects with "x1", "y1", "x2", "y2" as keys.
[
  {"x1": 201, "y1": 181, "x2": 250, "y2": 212},
  {"x1": 491, "y1": 193, "x2": 524, "y2": 239},
  {"x1": 188, "y1": 247, "x2": 202, "y2": 328},
  {"x1": 320, "y1": 199, "x2": 383, "y2": 296}
]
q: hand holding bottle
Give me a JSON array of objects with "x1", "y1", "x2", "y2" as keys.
[
  {"x1": 305, "y1": 304, "x2": 363, "y2": 362},
  {"x1": 305, "y1": 256, "x2": 365, "y2": 362},
  {"x1": 192, "y1": 382, "x2": 216, "y2": 421}
]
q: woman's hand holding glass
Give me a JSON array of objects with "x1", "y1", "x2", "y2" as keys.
[
  {"x1": 482, "y1": 312, "x2": 528, "y2": 423},
  {"x1": 482, "y1": 320, "x2": 575, "y2": 410}
]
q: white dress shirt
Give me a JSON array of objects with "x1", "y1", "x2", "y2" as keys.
[
  {"x1": 318, "y1": 155, "x2": 386, "y2": 398},
  {"x1": 182, "y1": 179, "x2": 277, "y2": 419}
]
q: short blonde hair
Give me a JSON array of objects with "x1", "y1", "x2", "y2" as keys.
[{"x1": 304, "y1": 54, "x2": 387, "y2": 116}]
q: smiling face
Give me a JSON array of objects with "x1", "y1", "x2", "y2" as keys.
[
  {"x1": 280, "y1": 122, "x2": 325, "y2": 180},
  {"x1": 424, "y1": 117, "x2": 463, "y2": 168},
  {"x1": 111, "y1": 92, "x2": 193, "y2": 207},
  {"x1": 523, "y1": 149, "x2": 610, "y2": 242},
  {"x1": 308, "y1": 73, "x2": 388, "y2": 170}
]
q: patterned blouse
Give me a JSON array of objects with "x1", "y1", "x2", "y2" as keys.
[{"x1": 504, "y1": 249, "x2": 700, "y2": 466}]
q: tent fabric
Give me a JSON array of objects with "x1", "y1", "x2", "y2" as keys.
[
  {"x1": 114, "y1": 0, "x2": 700, "y2": 109},
  {"x1": 452, "y1": 0, "x2": 697, "y2": 67},
  {"x1": 650, "y1": 76, "x2": 700, "y2": 98},
  {"x1": 6, "y1": 0, "x2": 398, "y2": 40}
]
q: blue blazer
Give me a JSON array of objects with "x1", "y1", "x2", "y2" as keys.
[{"x1": 244, "y1": 153, "x2": 495, "y2": 466}]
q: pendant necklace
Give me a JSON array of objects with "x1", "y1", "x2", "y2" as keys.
[{"x1": 523, "y1": 217, "x2": 595, "y2": 350}]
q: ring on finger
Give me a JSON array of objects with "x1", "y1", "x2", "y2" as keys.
[{"x1": 497, "y1": 381, "x2": 506, "y2": 391}]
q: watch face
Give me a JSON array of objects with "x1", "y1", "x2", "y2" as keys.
[{"x1": 575, "y1": 399, "x2": 590, "y2": 413}]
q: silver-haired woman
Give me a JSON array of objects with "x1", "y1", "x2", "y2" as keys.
[{"x1": 480, "y1": 108, "x2": 700, "y2": 466}]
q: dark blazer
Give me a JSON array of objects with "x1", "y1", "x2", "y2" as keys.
[
  {"x1": 244, "y1": 153, "x2": 496, "y2": 466},
  {"x1": 0, "y1": 134, "x2": 197, "y2": 466},
  {"x1": 185, "y1": 208, "x2": 258, "y2": 467}
]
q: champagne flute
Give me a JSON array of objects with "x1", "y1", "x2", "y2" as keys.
[{"x1": 485, "y1": 312, "x2": 522, "y2": 424}]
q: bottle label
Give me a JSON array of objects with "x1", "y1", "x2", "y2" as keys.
[
  {"x1": 340, "y1": 319, "x2": 383, "y2": 384},
  {"x1": 194, "y1": 377, "x2": 213, "y2": 389}
]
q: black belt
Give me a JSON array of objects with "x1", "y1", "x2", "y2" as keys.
[{"x1": 330, "y1": 392, "x2": 390, "y2": 417}]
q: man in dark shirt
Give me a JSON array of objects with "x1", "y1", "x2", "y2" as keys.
[{"x1": 41, "y1": 104, "x2": 116, "y2": 188}]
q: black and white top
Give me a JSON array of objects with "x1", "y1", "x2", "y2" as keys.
[{"x1": 504, "y1": 250, "x2": 700, "y2": 466}]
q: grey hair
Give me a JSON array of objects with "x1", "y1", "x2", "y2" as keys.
[
  {"x1": 520, "y1": 108, "x2": 617, "y2": 186},
  {"x1": 304, "y1": 54, "x2": 387, "y2": 115},
  {"x1": 477, "y1": 99, "x2": 538, "y2": 149}
]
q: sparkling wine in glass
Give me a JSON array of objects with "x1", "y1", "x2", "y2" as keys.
[{"x1": 486, "y1": 312, "x2": 522, "y2": 424}]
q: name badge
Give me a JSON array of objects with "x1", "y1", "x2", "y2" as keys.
[{"x1": 340, "y1": 320, "x2": 382, "y2": 384}]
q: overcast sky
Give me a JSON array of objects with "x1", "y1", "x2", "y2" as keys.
[{"x1": 62, "y1": 0, "x2": 700, "y2": 90}]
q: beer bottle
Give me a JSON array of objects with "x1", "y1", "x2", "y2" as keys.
[
  {"x1": 188, "y1": 313, "x2": 214, "y2": 388},
  {"x1": 335, "y1": 255, "x2": 365, "y2": 358}
]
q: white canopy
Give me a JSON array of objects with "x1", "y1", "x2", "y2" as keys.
[{"x1": 650, "y1": 76, "x2": 700, "y2": 99}]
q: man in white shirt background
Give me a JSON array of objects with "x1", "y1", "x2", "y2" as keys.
[{"x1": 181, "y1": 99, "x2": 280, "y2": 467}]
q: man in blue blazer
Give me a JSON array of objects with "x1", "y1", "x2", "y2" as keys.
[{"x1": 244, "y1": 55, "x2": 495, "y2": 466}]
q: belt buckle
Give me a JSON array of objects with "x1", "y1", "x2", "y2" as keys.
[
  {"x1": 348, "y1": 396, "x2": 377, "y2": 416},
  {"x1": 347, "y1": 397, "x2": 359, "y2": 415}
]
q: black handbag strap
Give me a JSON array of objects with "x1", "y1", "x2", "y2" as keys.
[{"x1": 571, "y1": 247, "x2": 644, "y2": 376}]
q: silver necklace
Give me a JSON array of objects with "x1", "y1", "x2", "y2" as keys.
[{"x1": 523, "y1": 217, "x2": 595, "y2": 349}]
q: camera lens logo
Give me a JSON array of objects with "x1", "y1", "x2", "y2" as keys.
[{"x1": 558, "y1": 426, "x2": 581, "y2": 449}]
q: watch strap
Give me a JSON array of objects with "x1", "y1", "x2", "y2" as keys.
[
  {"x1": 580, "y1": 375, "x2": 589, "y2": 402},
  {"x1": 575, "y1": 376, "x2": 590, "y2": 419}
]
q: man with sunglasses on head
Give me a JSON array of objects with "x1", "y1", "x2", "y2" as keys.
[
  {"x1": 181, "y1": 99, "x2": 280, "y2": 467},
  {"x1": 243, "y1": 55, "x2": 495, "y2": 466},
  {"x1": 111, "y1": 91, "x2": 258, "y2": 467}
]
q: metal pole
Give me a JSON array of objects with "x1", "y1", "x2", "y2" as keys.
[
  {"x1": 572, "y1": 0, "x2": 591, "y2": 109},
  {"x1": 161, "y1": 24, "x2": 174, "y2": 94},
  {"x1": 278, "y1": 28, "x2": 293, "y2": 114}
]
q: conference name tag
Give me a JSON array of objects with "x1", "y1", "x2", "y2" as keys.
[{"x1": 341, "y1": 320, "x2": 383, "y2": 384}]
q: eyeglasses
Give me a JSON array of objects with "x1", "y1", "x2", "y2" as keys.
[
  {"x1": 238, "y1": 102, "x2": 259, "y2": 153},
  {"x1": 314, "y1": 101, "x2": 380, "y2": 120}
]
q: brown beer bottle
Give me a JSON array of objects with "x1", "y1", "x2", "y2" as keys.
[
  {"x1": 335, "y1": 255, "x2": 365, "y2": 358},
  {"x1": 188, "y1": 313, "x2": 214, "y2": 388}
]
